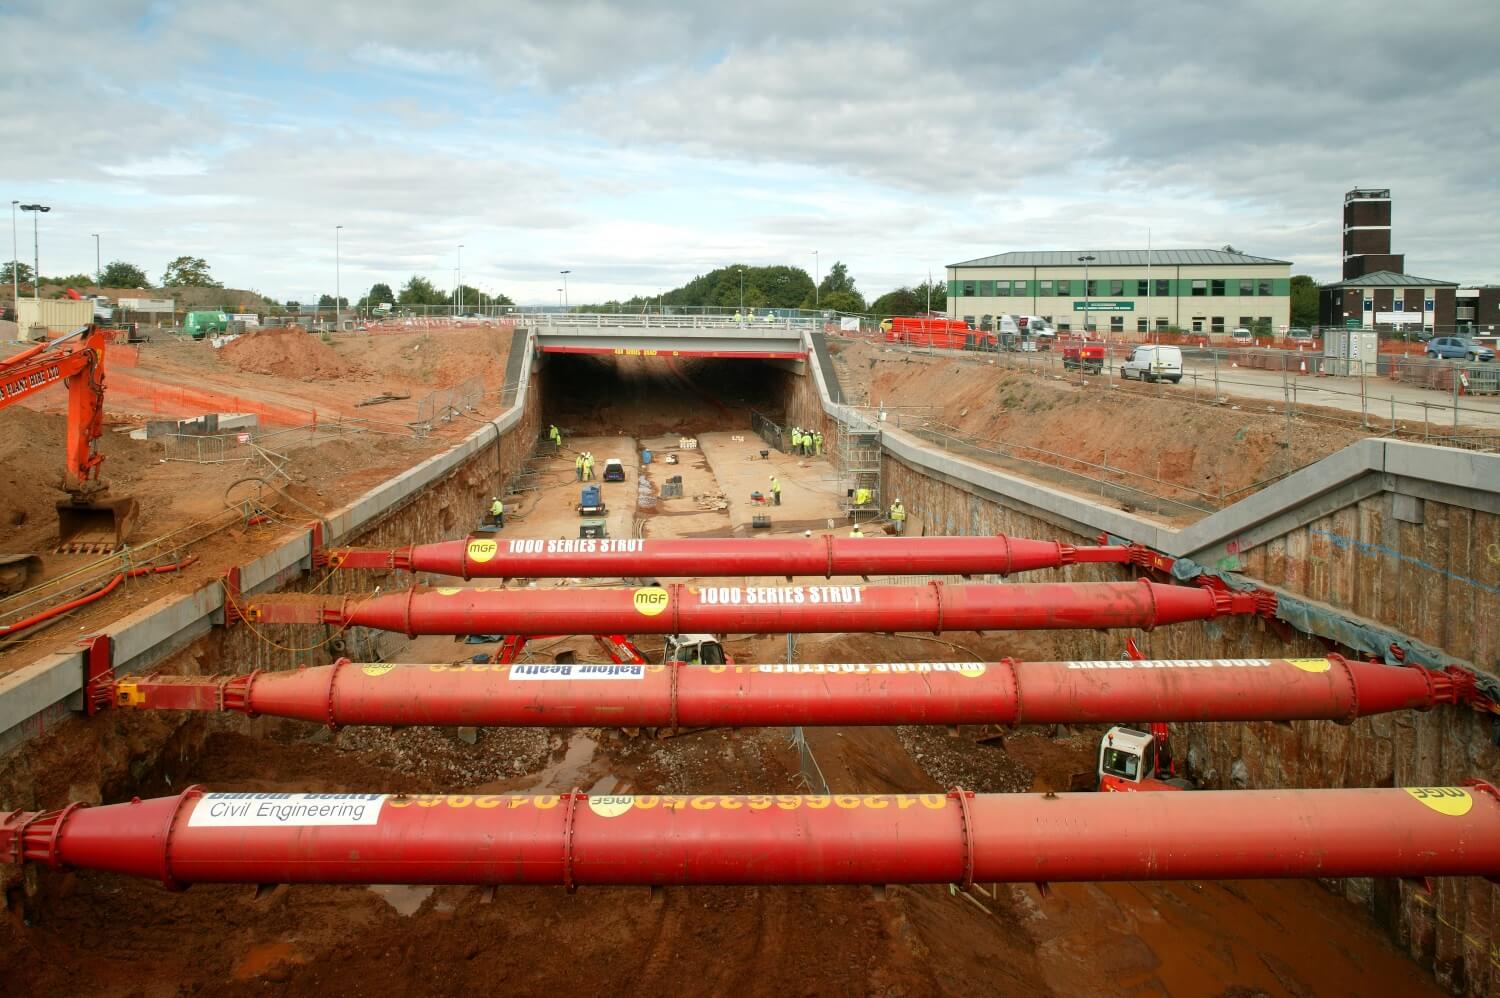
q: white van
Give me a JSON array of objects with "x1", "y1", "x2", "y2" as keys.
[{"x1": 1121, "y1": 344, "x2": 1183, "y2": 383}]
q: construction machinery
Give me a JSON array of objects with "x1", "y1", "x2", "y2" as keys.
[
  {"x1": 577, "y1": 484, "x2": 606, "y2": 516},
  {"x1": 0, "y1": 325, "x2": 138, "y2": 553},
  {"x1": 1096, "y1": 723, "x2": 1192, "y2": 791}
]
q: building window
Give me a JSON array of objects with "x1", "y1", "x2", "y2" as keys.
[
  {"x1": 1057, "y1": 321, "x2": 1071, "y2": 331},
  {"x1": 1086, "y1": 280, "x2": 1100, "y2": 296},
  {"x1": 1111, "y1": 315, "x2": 1124, "y2": 332},
  {"x1": 1239, "y1": 279, "x2": 1254, "y2": 295},
  {"x1": 1211, "y1": 316, "x2": 1225, "y2": 333},
  {"x1": 1155, "y1": 279, "x2": 1170, "y2": 297},
  {"x1": 1211, "y1": 280, "x2": 1226, "y2": 296},
  {"x1": 962, "y1": 281, "x2": 976, "y2": 297},
  {"x1": 989, "y1": 280, "x2": 1004, "y2": 297},
  {"x1": 1109, "y1": 279, "x2": 1124, "y2": 296},
  {"x1": 1258, "y1": 280, "x2": 1273, "y2": 296},
  {"x1": 1239, "y1": 316, "x2": 1253, "y2": 328},
  {"x1": 1136, "y1": 317, "x2": 1148, "y2": 332},
  {"x1": 1040, "y1": 279, "x2": 1054, "y2": 296},
  {"x1": 1156, "y1": 317, "x2": 1169, "y2": 331},
  {"x1": 1135, "y1": 280, "x2": 1149, "y2": 296},
  {"x1": 1056, "y1": 279, "x2": 1071, "y2": 296},
  {"x1": 1192, "y1": 318, "x2": 1204, "y2": 332},
  {"x1": 1257, "y1": 316, "x2": 1272, "y2": 332},
  {"x1": 1192, "y1": 280, "x2": 1207, "y2": 296},
  {"x1": 1012, "y1": 280, "x2": 1028, "y2": 296}
]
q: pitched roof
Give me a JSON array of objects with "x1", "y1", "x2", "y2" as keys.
[
  {"x1": 1322, "y1": 270, "x2": 1458, "y2": 288},
  {"x1": 949, "y1": 249, "x2": 1291, "y2": 268}
]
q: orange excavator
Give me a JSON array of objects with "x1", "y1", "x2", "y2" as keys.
[{"x1": 0, "y1": 325, "x2": 138, "y2": 558}]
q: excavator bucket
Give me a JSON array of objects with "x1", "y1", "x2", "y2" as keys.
[{"x1": 55, "y1": 495, "x2": 139, "y2": 555}]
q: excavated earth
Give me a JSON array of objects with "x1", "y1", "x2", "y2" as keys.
[{"x1": 0, "y1": 351, "x2": 1444, "y2": 996}]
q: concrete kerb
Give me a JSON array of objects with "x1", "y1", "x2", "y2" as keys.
[{"x1": 0, "y1": 336, "x2": 536, "y2": 756}]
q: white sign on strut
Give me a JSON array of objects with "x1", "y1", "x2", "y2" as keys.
[{"x1": 188, "y1": 792, "x2": 386, "y2": 827}]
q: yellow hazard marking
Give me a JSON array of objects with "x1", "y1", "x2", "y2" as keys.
[
  {"x1": 1286, "y1": 658, "x2": 1332, "y2": 673},
  {"x1": 467, "y1": 538, "x2": 498, "y2": 564},
  {"x1": 115, "y1": 682, "x2": 145, "y2": 707},
  {"x1": 589, "y1": 796, "x2": 635, "y2": 818},
  {"x1": 435, "y1": 587, "x2": 463, "y2": 596},
  {"x1": 957, "y1": 664, "x2": 987, "y2": 678},
  {"x1": 633, "y1": 586, "x2": 670, "y2": 616},
  {"x1": 1405, "y1": 787, "x2": 1473, "y2": 816},
  {"x1": 360, "y1": 664, "x2": 396, "y2": 678}
]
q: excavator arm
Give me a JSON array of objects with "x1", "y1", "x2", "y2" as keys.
[{"x1": 0, "y1": 326, "x2": 137, "y2": 552}]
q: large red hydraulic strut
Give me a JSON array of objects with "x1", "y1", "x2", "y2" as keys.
[
  {"x1": 6, "y1": 784, "x2": 1498, "y2": 889},
  {"x1": 244, "y1": 579, "x2": 1274, "y2": 636},
  {"x1": 322, "y1": 534, "x2": 1154, "y2": 580},
  {"x1": 109, "y1": 655, "x2": 1477, "y2": 729}
]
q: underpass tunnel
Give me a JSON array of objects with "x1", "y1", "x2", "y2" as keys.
[{"x1": 540, "y1": 353, "x2": 797, "y2": 437}]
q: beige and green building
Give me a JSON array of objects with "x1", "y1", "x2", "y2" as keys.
[{"x1": 946, "y1": 249, "x2": 1293, "y2": 335}]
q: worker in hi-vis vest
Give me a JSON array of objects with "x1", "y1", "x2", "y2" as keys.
[
  {"x1": 854, "y1": 486, "x2": 872, "y2": 507},
  {"x1": 488, "y1": 496, "x2": 504, "y2": 528},
  {"x1": 888, "y1": 498, "x2": 906, "y2": 535},
  {"x1": 849, "y1": 523, "x2": 864, "y2": 538},
  {"x1": 769, "y1": 475, "x2": 781, "y2": 505}
]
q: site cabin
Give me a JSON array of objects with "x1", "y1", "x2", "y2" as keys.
[{"x1": 1097, "y1": 724, "x2": 1193, "y2": 792}]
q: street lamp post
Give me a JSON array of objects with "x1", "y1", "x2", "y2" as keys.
[
  {"x1": 20, "y1": 204, "x2": 50, "y2": 300},
  {"x1": 335, "y1": 225, "x2": 343, "y2": 331},
  {"x1": 813, "y1": 250, "x2": 820, "y2": 307},
  {"x1": 1077, "y1": 254, "x2": 1096, "y2": 333},
  {"x1": 456, "y1": 245, "x2": 464, "y2": 317},
  {"x1": 9, "y1": 201, "x2": 17, "y2": 308},
  {"x1": 557, "y1": 288, "x2": 564, "y2": 309},
  {"x1": 738, "y1": 267, "x2": 745, "y2": 312},
  {"x1": 92, "y1": 233, "x2": 100, "y2": 286},
  {"x1": 560, "y1": 270, "x2": 570, "y2": 311}
]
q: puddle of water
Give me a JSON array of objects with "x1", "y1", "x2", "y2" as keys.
[
  {"x1": 526, "y1": 732, "x2": 599, "y2": 792},
  {"x1": 232, "y1": 940, "x2": 306, "y2": 981},
  {"x1": 368, "y1": 884, "x2": 435, "y2": 917}
]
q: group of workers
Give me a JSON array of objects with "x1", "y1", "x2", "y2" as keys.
[
  {"x1": 788, "y1": 426, "x2": 822, "y2": 456},
  {"x1": 733, "y1": 310, "x2": 781, "y2": 327},
  {"x1": 845, "y1": 494, "x2": 906, "y2": 536},
  {"x1": 575, "y1": 451, "x2": 597, "y2": 481}
]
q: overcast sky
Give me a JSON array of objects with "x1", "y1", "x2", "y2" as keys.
[{"x1": 4, "y1": 1, "x2": 1497, "y2": 305}]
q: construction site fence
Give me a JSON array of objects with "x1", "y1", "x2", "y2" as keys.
[
  {"x1": 414, "y1": 377, "x2": 487, "y2": 432},
  {"x1": 859, "y1": 338, "x2": 1500, "y2": 455},
  {"x1": 752, "y1": 410, "x2": 787, "y2": 451}
]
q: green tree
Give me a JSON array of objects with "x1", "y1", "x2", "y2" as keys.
[
  {"x1": 317, "y1": 293, "x2": 349, "y2": 307},
  {"x1": 1, "y1": 261, "x2": 33, "y2": 286},
  {"x1": 914, "y1": 278, "x2": 946, "y2": 313},
  {"x1": 819, "y1": 261, "x2": 856, "y2": 297},
  {"x1": 870, "y1": 287, "x2": 922, "y2": 316},
  {"x1": 100, "y1": 261, "x2": 149, "y2": 287},
  {"x1": 1290, "y1": 274, "x2": 1319, "y2": 328},
  {"x1": 816, "y1": 289, "x2": 866, "y2": 314},
  {"x1": 160, "y1": 256, "x2": 222, "y2": 287},
  {"x1": 398, "y1": 275, "x2": 449, "y2": 306},
  {"x1": 362, "y1": 282, "x2": 395, "y2": 307}
]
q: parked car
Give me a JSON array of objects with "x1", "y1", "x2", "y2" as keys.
[
  {"x1": 1426, "y1": 337, "x2": 1494, "y2": 362},
  {"x1": 1230, "y1": 327, "x2": 1253, "y2": 342},
  {"x1": 1287, "y1": 328, "x2": 1313, "y2": 341},
  {"x1": 1121, "y1": 344, "x2": 1183, "y2": 383}
]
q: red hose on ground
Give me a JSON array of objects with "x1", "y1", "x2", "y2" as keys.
[
  {"x1": 6, "y1": 784, "x2": 1498, "y2": 889},
  {"x1": 111, "y1": 654, "x2": 1472, "y2": 728},
  {"x1": 323, "y1": 534, "x2": 1146, "y2": 580},
  {"x1": 244, "y1": 579, "x2": 1270, "y2": 636},
  {"x1": 0, "y1": 556, "x2": 199, "y2": 638}
]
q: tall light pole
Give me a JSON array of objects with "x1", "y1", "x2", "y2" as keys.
[
  {"x1": 20, "y1": 204, "x2": 49, "y2": 300},
  {"x1": 557, "y1": 288, "x2": 564, "y2": 309},
  {"x1": 9, "y1": 201, "x2": 17, "y2": 308},
  {"x1": 1077, "y1": 254, "x2": 1096, "y2": 332},
  {"x1": 334, "y1": 225, "x2": 343, "y2": 330},
  {"x1": 813, "y1": 250, "x2": 820, "y2": 307},
  {"x1": 456, "y1": 245, "x2": 464, "y2": 316},
  {"x1": 560, "y1": 270, "x2": 570, "y2": 311},
  {"x1": 738, "y1": 267, "x2": 745, "y2": 312},
  {"x1": 91, "y1": 233, "x2": 100, "y2": 286}
]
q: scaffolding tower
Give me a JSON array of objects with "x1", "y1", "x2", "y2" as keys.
[{"x1": 833, "y1": 403, "x2": 883, "y2": 521}]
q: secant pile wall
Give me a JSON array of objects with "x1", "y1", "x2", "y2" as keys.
[{"x1": 879, "y1": 445, "x2": 1500, "y2": 995}]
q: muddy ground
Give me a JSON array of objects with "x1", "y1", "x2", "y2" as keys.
[{"x1": 0, "y1": 352, "x2": 1444, "y2": 996}]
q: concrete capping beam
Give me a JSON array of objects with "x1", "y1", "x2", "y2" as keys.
[{"x1": 0, "y1": 332, "x2": 540, "y2": 758}]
